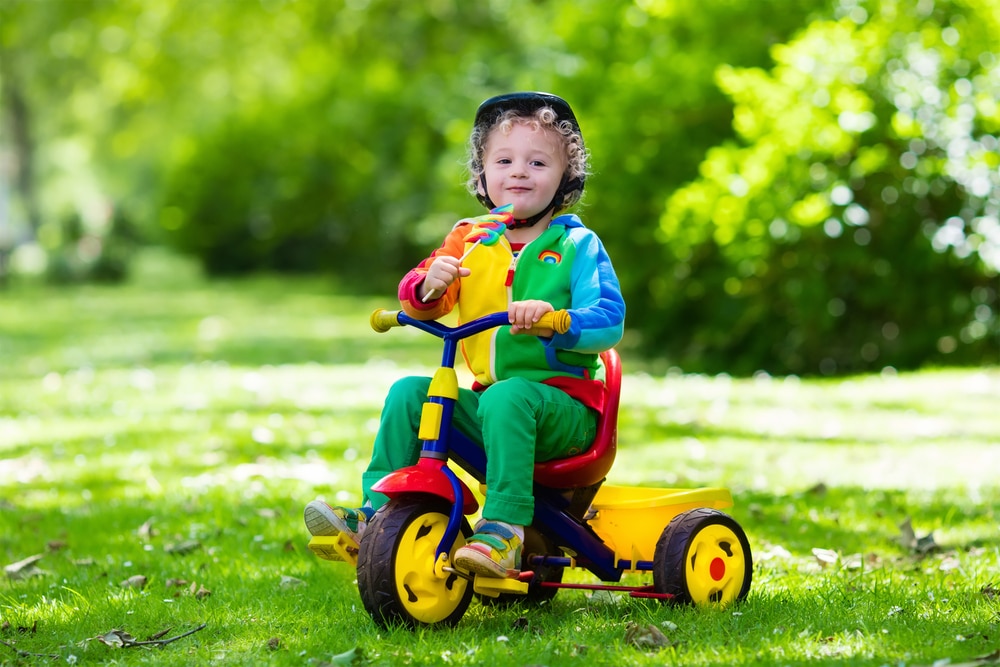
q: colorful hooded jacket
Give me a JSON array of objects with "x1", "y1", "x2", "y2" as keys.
[{"x1": 398, "y1": 213, "x2": 626, "y2": 414}]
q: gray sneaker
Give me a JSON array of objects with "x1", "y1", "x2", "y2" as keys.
[{"x1": 303, "y1": 500, "x2": 369, "y2": 548}]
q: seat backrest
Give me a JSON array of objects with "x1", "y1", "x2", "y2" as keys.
[{"x1": 533, "y1": 348, "x2": 621, "y2": 488}]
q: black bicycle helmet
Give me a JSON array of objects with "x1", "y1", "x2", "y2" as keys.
[{"x1": 472, "y1": 92, "x2": 586, "y2": 227}]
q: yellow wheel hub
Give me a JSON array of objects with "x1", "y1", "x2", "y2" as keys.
[
  {"x1": 393, "y1": 512, "x2": 469, "y2": 624},
  {"x1": 684, "y1": 523, "x2": 749, "y2": 606}
]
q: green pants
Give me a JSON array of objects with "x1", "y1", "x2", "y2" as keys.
[{"x1": 361, "y1": 375, "x2": 597, "y2": 526}]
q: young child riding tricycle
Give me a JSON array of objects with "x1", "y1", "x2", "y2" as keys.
[{"x1": 304, "y1": 92, "x2": 752, "y2": 627}]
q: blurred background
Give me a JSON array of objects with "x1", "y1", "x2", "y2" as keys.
[{"x1": 0, "y1": 0, "x2": 997, "y2": 376}]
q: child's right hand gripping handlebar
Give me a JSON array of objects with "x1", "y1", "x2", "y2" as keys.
[{"x1": 370, "y1": 308, "x2": 571, "y2": 336}]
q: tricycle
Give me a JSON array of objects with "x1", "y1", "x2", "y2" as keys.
[{"x1": 308, "y1": 308, "x2": 752, "y2": 628}]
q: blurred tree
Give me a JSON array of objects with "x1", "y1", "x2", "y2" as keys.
[
  {"x1": 1, "y1": 0, "x2": 995, "y2": 374},
  {"x1": 0, "y1": 0, "x2": 90, "y2": 279},
  {"x1": 161, "y1": 1, "x2": 501, "y2": 282},
  {"x1": 657, "y1": 0, "x2": 999, "y2": 374},
  {"x1": 158, "y1": 0, "x2": 823, "y2": 288}
]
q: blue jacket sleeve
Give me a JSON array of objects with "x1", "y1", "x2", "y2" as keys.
[{"x1": 548, "y1": 229, "x2": 626, "y2": 354}]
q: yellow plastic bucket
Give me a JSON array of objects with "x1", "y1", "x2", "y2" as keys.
[{"x1": 587, "y1": 485, "x2": 734, "y2": 565}]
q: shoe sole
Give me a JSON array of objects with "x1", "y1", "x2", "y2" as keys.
[
  {"x1": 305, "y1": 503, "x2": 341, "y2": 536},
  {"x1": 454, "y1": 549, "x2": 519, "y2": 579},
  {"x1": 304, "y1": 503, "x2": 361, "y2": 541}
]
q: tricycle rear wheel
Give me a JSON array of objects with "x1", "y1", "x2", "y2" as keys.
[
  {"x1": 357, "y1": 496, "x2": 474, "y2": 628},
  {"x1": 652, "y1": 507, "x2": 752, "y2": 606}
]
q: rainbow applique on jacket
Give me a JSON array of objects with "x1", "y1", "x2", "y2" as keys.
[{"x1": 538, "y1": 250, "x2": 562, "y2": 264}]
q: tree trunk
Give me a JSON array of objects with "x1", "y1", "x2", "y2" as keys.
[{"x1": 0, "y1": 48, "x2": 40, "y2": 285}]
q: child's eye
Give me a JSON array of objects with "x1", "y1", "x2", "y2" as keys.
[{"x1": 530, "y1": 160, "x2": 547, "y2": 167}]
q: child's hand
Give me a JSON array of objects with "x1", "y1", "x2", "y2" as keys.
[
  {"x1": 509, "y1": 300, "x2": 555, "y2": 336},
  {"x1": 421, "y1": 256, "x2": 470, "y2": 301}
]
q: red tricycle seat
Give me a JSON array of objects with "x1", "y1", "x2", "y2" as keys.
[{"x1": 533, "y1": 348, "x2": 621, "y2": 489}]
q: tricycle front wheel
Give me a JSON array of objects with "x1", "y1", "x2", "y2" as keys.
[
  {"x1": 652, "y1": 508, "x2": 752, "y2": 606},
  {"x1": 357, "y1": 496, "x2": 473, "y2": 628}
]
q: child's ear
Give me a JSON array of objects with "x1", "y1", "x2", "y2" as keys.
[{"x1": 476, "y1": 179, "x2": 486, "y2": 197}]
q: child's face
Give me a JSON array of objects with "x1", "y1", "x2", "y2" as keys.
[{"x1": 480, "y1": 121, "x2": 568, "y2": 221}]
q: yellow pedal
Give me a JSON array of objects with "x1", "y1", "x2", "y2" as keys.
[
  {"x1": 308, "y1": 535, "x2": 358, "y2": 567},
  {"x1": 473, "y1": 576, "x2": 529, "y2": 598}
]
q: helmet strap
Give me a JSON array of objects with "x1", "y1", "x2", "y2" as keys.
[{"x1": 478, "y1": 173, "x2": 579, "y2": 229}]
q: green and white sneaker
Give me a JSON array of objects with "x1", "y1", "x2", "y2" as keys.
[{"x1": 304, "y1": 500, "x2": 371, "y2": 560}]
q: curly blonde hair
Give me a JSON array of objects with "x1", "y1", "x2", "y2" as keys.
[{"x1": 466, "y1": 106, "x2": 589, "y2": 212}]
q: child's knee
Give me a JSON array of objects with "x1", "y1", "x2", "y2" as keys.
[
  {"x1": 385, "y1": 376, "x2": 432, "y2": 409},
  {"x1": 477, "y1": 377, "x2": 533, "y2": 415}
]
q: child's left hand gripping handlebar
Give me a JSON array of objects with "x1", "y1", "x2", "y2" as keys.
[{"x1": 370, "y1": 309, "x2": 571, "y2": 335}]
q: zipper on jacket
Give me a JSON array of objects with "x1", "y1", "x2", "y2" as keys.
[
  {"x1": 504, "y1": 234, "x2": 541, "y2": 302},
  {"x1": 505, "y1": 252, "x2": 520, "y2": 301}
]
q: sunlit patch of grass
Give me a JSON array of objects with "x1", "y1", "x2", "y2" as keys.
[{"x1": 1, "y1": 273, "x2": 998, "y2": 666}]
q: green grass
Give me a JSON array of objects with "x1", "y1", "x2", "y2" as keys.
[{"x1": 1, "y1": 254, "x2": 998, "y2": 666}]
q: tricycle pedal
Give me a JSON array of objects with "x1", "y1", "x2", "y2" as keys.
[{"x1": 308, "y1": 535, "x2": 358, "y2": 567}]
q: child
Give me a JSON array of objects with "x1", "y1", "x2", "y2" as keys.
[{"x1": 305, "y1": 92, "x2": 625, "y2": 578}]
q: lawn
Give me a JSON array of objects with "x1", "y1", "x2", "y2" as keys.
[{"x1": 1, "y1": 254, "x2": 998, "y2": 666}]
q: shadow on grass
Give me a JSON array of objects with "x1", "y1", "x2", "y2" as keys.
[{"x1": 736, "y1": 484, "x2": 1000, "y2": 560}]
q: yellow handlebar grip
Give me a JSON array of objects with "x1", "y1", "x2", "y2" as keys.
[
  {"x1": 535, "y1": 310, "x2": 571, "y2": 334},
  {"x1": 370, "y1": 309, "x2": 401, "y2": 333}
]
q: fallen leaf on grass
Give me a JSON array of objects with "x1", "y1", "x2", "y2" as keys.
[
  {"x1": 164, "y1": 540, "x2": 202, "y2": 555},
  {"x1": 87, "y1": 624, "x2": 208, "y2": 649},
  {"x1": 899, "y1": 517, "x2": 938, "y2": 553},
  {"x1": 267, "y1": 637, "x2": 281, "y2": 650},
  {"x1": 280, "y1": 576, "x2": 304, "y2": 590},
  {"x1": 4, "y1": 554, "x2": 48, "y2": 581},
  {"x1": 136, "y1": 520, "x2": 158, "y2": 542},
  {"x1": 120, "y1": 575, "x2": 147, "y2": 589},
  {"x1": 146, "y1": 627, "x2": 172, "y2": 641},
  {"x1": 92, "y1": 629, "x2": 137, "y2": 648},
  {"x1": 326, "y1": 647, "x2": 365, "y2": 665},
  {"x1": 938, "y1": 554, "x2": 962, "y2": 571},
  {"x1": 164, "y1": 579, "x2": 210, "y2": 599},
  {"x1": 625, "y1": 622, "x2": 672, "y2": 650},
  {"x1": 812, "y1": 548, "x2": 839, "y2": 567},
  {"x1": 3, "y1": 620, "x2": 37, "y2": 634},
  {"x1": 756, "y1": 543, "x2": 793, "y2": 561},
  {"x1": 842, "y1": 553, "x2": 864, "y2": 569},
  {"x1": 982, "y1": 584, "x2": 999, "y2": 599},
  {"x1": 586, "y1": 589, "x2": 619, "y2": 605}
]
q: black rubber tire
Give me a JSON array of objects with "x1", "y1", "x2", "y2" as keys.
[
  {"x1": 477, "y1": 527, "x2": 564, "y2": 606},
  {"x1": 357, "y1": 496, "x2": 474, "y2": 628},
  {"x1": 652, "y1": 508, "x2": 752, "y2": 606}
]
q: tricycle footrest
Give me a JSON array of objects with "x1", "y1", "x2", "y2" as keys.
[
  {"x1": 473, "y1": 575, "x2": 529, "y2": 598},
  {"x1": 308, "y1": 534, "x2": 358, "y2": 567}
]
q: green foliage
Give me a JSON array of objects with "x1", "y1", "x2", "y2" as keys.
[
  {"x1": 1, "y1": 0, "x2": 997, "y2": 373},
  {"x1": 656, "y1": 0, "x2": 1000, "y2": 374}
]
